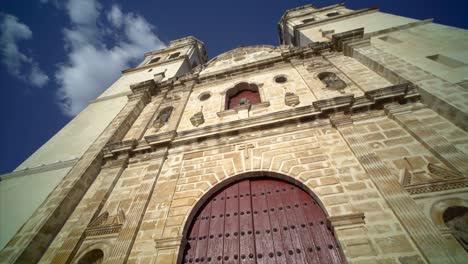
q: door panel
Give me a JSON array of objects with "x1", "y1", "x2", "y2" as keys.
[{"x1": 181, "y1": 178, "x2": 345, "y2": 264}]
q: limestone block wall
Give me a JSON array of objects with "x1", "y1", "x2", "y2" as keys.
[
  {"x1": 370, "y1": 23, "x2": 468, "y2": 84},
  {"x1": 178, "y1": 65, "x2": 316, "y2": 131},
  {"x1": 325, "y1": 54, "x2": 392, "y2": 92},
  {"x1": 122, "y1": 116, "x2": 452, "y2": 263},
  {"x1": 351, "y1": 44, "x2": 468, "y2": 131},
  {"x1": 298, "y1": 11, "x2": 416, "y2": 45},
  {"x1": 134, "y1": 118, "x2": 428, "y2": 263}
]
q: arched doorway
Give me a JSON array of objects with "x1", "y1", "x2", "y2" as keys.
[{"x1": 181, "y1": 178, "x2": 345, "y2": 263}]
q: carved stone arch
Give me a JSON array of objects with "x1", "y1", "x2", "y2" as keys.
[
  {"x1": 430, "y1": 198, "x2": 468, "y2": 252},
  {"x1": 72, "y1": 241, "x2": 112, "y2": 264},
  {"x1": 177, "y1": 171, "x2": 345, "y2": 264},
  {"x1": 430, "y1": 198, "x2": 468, "y2": 226},
  {"x1": 223, "y1": 82, "x2": 264, "y2": 110}
]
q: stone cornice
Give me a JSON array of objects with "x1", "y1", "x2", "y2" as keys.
[
  {"x1": 89, "y1": 91, "x2": 131, "y2": 104},
  {"x1": 0, "y1": 158, "x2": 78, "y2": 181},
  {"x1": 110, "y1": 83, "x2": 421, "y2": 160},
  {"x1": 364, "y1": 19, "x2": 434, "y2": 39},
  {"x1": 295, "y1": 7, "x2": 378, "y2": 31},
  {"x1": 122, "y1": 55, "x2": 190, "y2": 75}
]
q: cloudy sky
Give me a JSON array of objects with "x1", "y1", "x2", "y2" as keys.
[{"x1": 0, "y1": 0, "x2": 467, "y2": 173}]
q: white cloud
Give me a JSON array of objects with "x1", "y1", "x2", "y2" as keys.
[
  {"x1": 107, "y1": 5, "x2": 123, "y2": 28},
  {"x1": 0, "y1": 13, "x2": 49, "y2": 87},
  {"x1": 56, "y1": 1, "x2": 166, "y2": 116}
]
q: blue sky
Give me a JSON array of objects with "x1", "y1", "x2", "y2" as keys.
[{"x1": 0, "y1": 0, "x2": 467, "y2": 174}]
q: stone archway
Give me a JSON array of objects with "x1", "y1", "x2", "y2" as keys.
[{"x1": 179, "y1": 177, "x2": 345, "y2": 263}]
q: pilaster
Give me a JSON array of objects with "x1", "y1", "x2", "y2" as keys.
[
  {"x1": 46, "y1": 155, "x2": 130, "y2": 263},
  {"x1": 385, "y1": 103, "x2": 468, "y2": 176},
  {"x1": 0, "y1": 86, "x2": 151, "y2": 264},
  {"x1": 330, "y1": 112, "x2": 457, "y2": 264}
]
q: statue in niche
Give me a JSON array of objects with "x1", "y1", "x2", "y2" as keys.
[{"x1": 153, "y1": 107, "x2": 173, "y2": 132}]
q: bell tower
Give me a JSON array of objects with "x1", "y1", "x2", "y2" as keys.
[{"x1": 0, "y1": 36, "x2": 207, "y2": 250}]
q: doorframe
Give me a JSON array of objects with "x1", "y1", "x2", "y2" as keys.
[{"x1": 176, "y1": 170, "x2": 331, "y2": 264}]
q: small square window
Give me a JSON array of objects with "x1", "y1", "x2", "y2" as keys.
[
  {"x1": 326, "y1": 12, "x2": 340, "y2": 17},
  {"x1": 169, "y1": 52, "x2": 180, "y2": 59},
  {"x1": 148, "y1": 57, "x2": 160, "y2": 64},
  {"x1": 426, "y1": 54, "x2": 465, "y2": 68}
]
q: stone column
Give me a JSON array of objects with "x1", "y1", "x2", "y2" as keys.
[
  {"x1": 330, "y1": 112, "x2": 458, "y2": 264},
  {"x1": 0, "y1": 90, "x2": 150, "y2": 264},
  {"x1": 385, "y1": 103, "x2": 468, "y2": 176}
]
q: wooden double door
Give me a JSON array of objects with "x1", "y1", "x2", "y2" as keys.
[{"x1": 181, "y1": 178, "x2": 345, "y2": 263}]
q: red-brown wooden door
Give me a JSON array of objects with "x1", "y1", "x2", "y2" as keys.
[{"x1": 181, "y1": 178, "x2": 345, "y2": 263}]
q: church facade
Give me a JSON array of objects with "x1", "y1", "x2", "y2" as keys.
[{"x1": 1, "y1": 3, "x2": 468, "y2": 264}]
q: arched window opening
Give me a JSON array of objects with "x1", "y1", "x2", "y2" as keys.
[
  {"x1": 149, "y1": 57, "x2": 160, "y2": 64},
  {"x1": 153, "y1": 107, "x2": 173, "y2": 130},
  {"x1": 77, "y1": 249, "x2": 104, "y2": 264},
  {"x1": 225, "y1": 83, "x2": 261, "y2": 110},
  {"x1": 326, "y1": 12, "x2": 340, "y2": 17},
  {"x1": 180, "y1": 177, "x2": 345, "y2": 264},
  {"x1": 443, "y1": 206, "x2": 468, "y2": 252},
  {"x1": 302, "y1": 18, "x2": 316, "y2": 23},
  {"x1": 318, "y1": 72, "x2": 347, "y2": 91},
  {"x1": 169, "y1": 52, "x2": 180, "y2": 59}
]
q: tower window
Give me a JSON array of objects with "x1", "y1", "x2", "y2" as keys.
[
  {"x1": 168, "y1": 52, "x2": 180, "y2": 59},
  {"x1": 318, "y1": 72, "x2": 347, "y2": 90},
  {"x1": 326, "y1": 12, "x2": 340, "y2": 17},
  {"x1": 149, "y1": 57, "x2": 160, "y2": 64},
  {"x1": 302, "y1": 18, "x2": 316, "y2": 23},
  {"x1": 225, "y1": 83, "x2": 261, "y2": 110}
]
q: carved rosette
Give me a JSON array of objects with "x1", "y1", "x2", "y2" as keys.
[{"x1": 284, "y1": 92, "x2": 300, "y2": 107}]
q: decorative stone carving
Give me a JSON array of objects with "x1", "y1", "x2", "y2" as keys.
[
  {"x1": 190, "y1": 108, "x2": 205, "y2": 127},
  {"x1": 85, "y1": 209, "x2": 126, "y2": 237},
  {"x1": 284, "y1": 92, "x2": 300, "y2": 107},
  {"x1": 402, "y1": 163, "x2": 467, "y2": 195}
]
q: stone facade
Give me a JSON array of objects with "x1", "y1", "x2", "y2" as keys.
[{"x1": 1, "y1": 3, "x2": 468, "y2": 264}]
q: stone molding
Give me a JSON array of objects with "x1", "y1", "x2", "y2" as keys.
[
  {"x1": 402, "y1": 163, "x2": 467, "y2": 195},
  {"x1": 334, "y1": 117, "x2": 458, "y2": 263},
  {"x1": 0, "y1": 158, "x2": 78, "y2": 181},
  {"x1": 385, "y1": 103, "x2": 468, "y2": 175},
  {"x1": 328, "y1": 213, "x2": 365, "y2": 228},
  {"x1": 84, "y1": 210, "x2": 125, "y2": 237},
  {"x1": 89, "y1": 91, "x2": 132, "y2": 104},
  {"x1": 101, "y1": 84, "x2": 421, "y2": 161}
]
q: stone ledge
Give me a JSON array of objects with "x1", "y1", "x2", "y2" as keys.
[{"x1": 328, "y1": 212, "x2": 365, "y2": 228}]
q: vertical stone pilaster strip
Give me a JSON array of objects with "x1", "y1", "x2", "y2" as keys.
[
  {"x1": 105, "y1": 156, "x2": 166, "y2": 264},
  {"x1": 105, "y1": 79, "x2": 196, "y2": 264},
  {"x1": 330, "y1": 113, "x2": 457, "y2": 264},
  {"x1": 385, "y1": 104, "x2": 468, "y2": 175},
  {"x1": 50, "y1": 156, "x2": 129, "y2": 263},
  {"x1": 0, "y1": 91, "x2": 150, "y2": 264}
]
